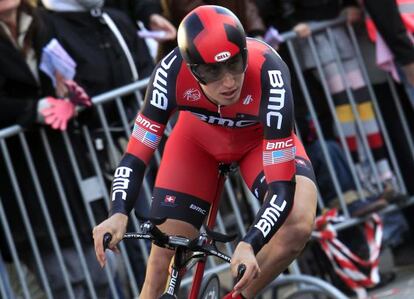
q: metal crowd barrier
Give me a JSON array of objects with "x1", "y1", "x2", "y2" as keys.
[{"x1": 0, "y1": 16, "x2": 413, "y2": 299}]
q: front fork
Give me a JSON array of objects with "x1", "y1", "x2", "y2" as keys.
[{"x1": 160, "y1": 247, "x2": 188, "y2": 298}]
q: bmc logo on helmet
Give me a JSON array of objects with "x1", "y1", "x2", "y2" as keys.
[{"x1": 214, "y1": 51, "x2": 231, "y2": 62}]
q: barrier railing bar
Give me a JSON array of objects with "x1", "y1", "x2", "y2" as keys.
[
  {"x1": 225, "y1": 180, "x2": 247, "y2": 236},
  {"x1": 386, "y1": 76, "x2": 414, "y2": 161},
  {"x1": 81, "y1": 126, "x2": 111, "y2": 204},
  {"x1": 92, "y1": 78, "x2": 150, "y2": 105}
]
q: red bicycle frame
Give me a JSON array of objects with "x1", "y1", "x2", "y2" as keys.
[{"x1": 188, "y1": 164, "x2": 231, "y2": 299}]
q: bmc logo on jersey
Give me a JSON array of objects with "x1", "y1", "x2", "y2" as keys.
[
  {"x1": 266, "y1": 70, "x2": 286, "y2": 129},
  {"x1": 214, "y1": 51, "x2": 231, "y2": 62},
  {"x1": 112, "y1": 167, "x2": 133, "y2": 201},
  {"x1": 265, "y1": 138, "x2": 293, "y2": 150},
  {"x1": 150, "y1": 51, "x2": 177, "y2": 111},
  {"x1": 192, "y1": 112, "x2": 257, "y2": 127},
  {"x1": 183, "y1": 88, "x2": 201, "y2": 101},
  {"x1": 254, "y1": 194, "x2": 287, "y2": 237},
  {"x1": 136, "y1": 114, "x2": 161, "y2": 133}
]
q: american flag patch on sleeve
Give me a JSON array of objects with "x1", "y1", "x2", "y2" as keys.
[
  {"x1": 132, "y1": 123, "x2": 161, "y2": 149},
  {"x1": 263, "y1": 147, "x2": 296, "y2": 166}
]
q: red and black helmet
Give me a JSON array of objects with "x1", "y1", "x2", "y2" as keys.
[{"x1": 177, "y1": 5, "x2": 248, "y2": 79}]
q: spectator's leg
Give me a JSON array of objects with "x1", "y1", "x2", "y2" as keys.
[{"x1": 344, "y1": 59, "x2": 394, "y2": 186}]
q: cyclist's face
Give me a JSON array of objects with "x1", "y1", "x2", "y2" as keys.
[
  {"x1": 193, "y1": 52, "x2": 246, "y2": 106},
  {"x1": 201, "y1": 71, "x2": 245, "y2": 106}
]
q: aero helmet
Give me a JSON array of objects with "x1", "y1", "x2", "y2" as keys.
[{"x1": 177, "y1": 5, "x2": 248, "y2": 83}]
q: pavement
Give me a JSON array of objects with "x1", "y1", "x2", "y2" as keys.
[
  {"x1": 365, "y1": 265, "x2": 414, "y2": 299},
  {"x1": 216, "y1": 246, "x2": 414, "y2": 299}
]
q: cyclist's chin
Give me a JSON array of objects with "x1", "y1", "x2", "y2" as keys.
[{"x1": 218, "y1": 90, "x2": 241, "y2": 106}]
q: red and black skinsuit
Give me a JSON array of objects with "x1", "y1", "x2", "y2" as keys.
[{"x1": 110, "y1": 38, "x2": 315, "y2": 254}]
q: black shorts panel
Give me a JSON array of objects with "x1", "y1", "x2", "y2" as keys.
[
  {"x1": 250, "y1": 156, "x2": 316, "y2": 202},
  {"x1": 149, "y1": 187, "x2": 211, "y2": 229}
]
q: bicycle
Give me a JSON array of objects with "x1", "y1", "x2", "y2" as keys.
[
  {"x1": 104, "y1": 164, "x2": 245, "y2": 299},
  {"x1": 105, "y1": 217, "x2": 245, "y2": 299}
]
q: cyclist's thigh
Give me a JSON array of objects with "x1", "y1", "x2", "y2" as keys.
[
  {"x1": 150, "y1": 121, "x2": 220, "y2": 230},
  {"x1": 239, "y1": 134, "x2": 316, "y2": 202}
]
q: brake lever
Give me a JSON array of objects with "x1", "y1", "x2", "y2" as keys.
[{"x1": 204, "y1": 226, "x2": 238, "y2": 243}]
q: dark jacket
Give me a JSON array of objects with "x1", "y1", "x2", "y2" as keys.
[
  {"x1": 105, "y1": 0, "x2": 162, "y2": 27},
  {"x1": 364, "y1": 0, "x2": 414, "y2": 66},
  {"x1": 278, "y1": 0, "x2": 358, "y2": 29},
  {"x1": 0, "y1": 8, "x2": 53, "y2": 128}
]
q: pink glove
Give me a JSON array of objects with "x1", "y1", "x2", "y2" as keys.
[
  {"x1": 64, "y1": 80, "x2": 92, "y2": 107},
  {"x1": 40, "y1": 97, "x2": 76, "y2": 131}
]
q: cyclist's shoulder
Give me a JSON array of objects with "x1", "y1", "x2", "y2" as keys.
[
  {"x1": 247, "y1": 38, "x2": 285, "y2": 70},
  {"x1": 155, "y1": 47, "x2": 184, "y2": 72}
]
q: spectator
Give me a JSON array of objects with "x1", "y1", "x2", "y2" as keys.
[
  {"x1": 278, "y1": 0, "x2": 400, "y2": 198},
  {"x1": 40, "y1": 0, "x2": 156, "y2": 168},
  {"x1": 0, "y1": 0, "x2": 109, "y2": 298},
  {"x1": 364, "y1": 0, "x2": 414, "y2": 111},
  {"x1": 40, "y1": 0, "x2": 154, "y2": 97},
  {"x1": 156, "y1": 0, "x2": 266, "y2": 60}
]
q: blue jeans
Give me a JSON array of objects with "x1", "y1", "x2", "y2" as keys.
[{"x1": 307, "y1": 140, "x2": 356, "y2": 205}]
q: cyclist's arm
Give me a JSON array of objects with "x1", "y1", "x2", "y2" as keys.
[
  {"x1": 242, "y1": 51, "x2": 296, "y2": 254},
  {"x1": 110, "y1": 50, "x2": 180, "y2": 216}
]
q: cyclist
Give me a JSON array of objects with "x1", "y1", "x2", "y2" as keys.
[{"x1": 93, "y1": 5, "x2": 317, "y2": 299}]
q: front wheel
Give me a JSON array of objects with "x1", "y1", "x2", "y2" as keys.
[{"x1": 198, "y1": 274, "x2": 220, "y2": 299}]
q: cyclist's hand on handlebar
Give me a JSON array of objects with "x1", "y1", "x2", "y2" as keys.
[
  {"x1": 231, "y1": 241, "x2": 260, "y2": 297},
  {"x1": 92, "y1": 213, "x2": 128, "y2": 267}
]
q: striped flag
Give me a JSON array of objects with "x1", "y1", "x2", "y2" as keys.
[
  {"x1": 132, "y1": 124, "x2": 161, "y2": 149},
  {"x1": 263, "y1": 147, "x2": 296, "y2": 166}
]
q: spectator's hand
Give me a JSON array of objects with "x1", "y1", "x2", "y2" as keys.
[
  {"x1": 231, "y1": 242, "x2": 261, "y2": 298},
  {"x1": 344, "y1": 6, "x2": 362, "y2": 24},
  {"x1": 64, "y1": 80, "x2": 92, "y2": 107},
  {"x1": 293, "y1": 23, "x2": 311, "y2": 38},
  {"x1": 40, "y1": 97, "x2": 76, "y2": 131},
  {"x1": 55, "y1": 71, "x2": 68, "y2": 98},
  {"x1": 92, "y1": 213, "x2": 128, "y2": 268},
  {"x1": 148, "y1": 13, "x2": 177, "y2": 41},
  {"x1": 402, "y1": 62, "x2": 414, "y2": 86}
]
